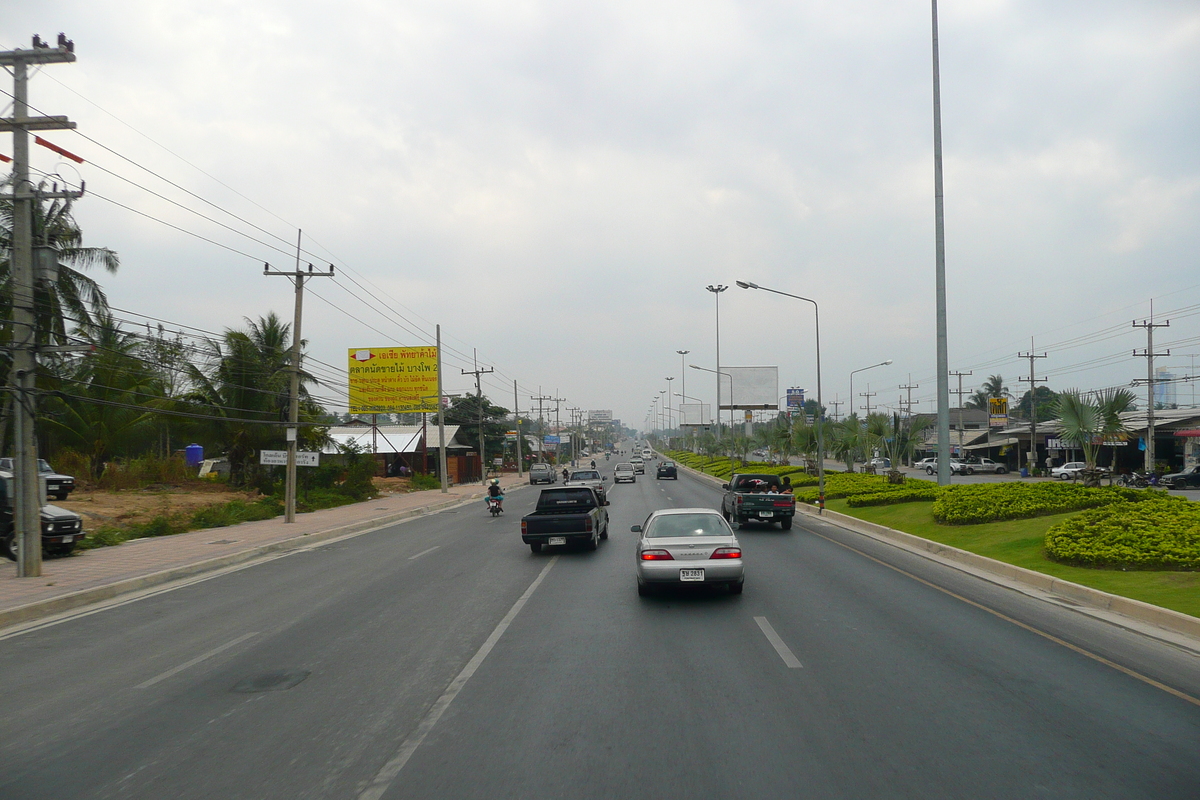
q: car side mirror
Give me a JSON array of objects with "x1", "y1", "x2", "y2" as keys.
[
  {"x1": 722, "y1": 484, "x2": 729, "y2": 490},
  {"x1": 630, "y1": 524, "x2": 641, "y2": 532},
  {"x1": 602, "y1": 476, "x2": 607, "y2": 482}
]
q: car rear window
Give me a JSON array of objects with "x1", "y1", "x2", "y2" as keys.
[
  {"x1": 536, "y1": 489, "x2": 597, "y2": 511},
  {"x1": 646, "y1": 514, "x2": 730, "y2": 538},
  {"x1": 570, "y1": 471, "x2": 601, "y2": 481}
]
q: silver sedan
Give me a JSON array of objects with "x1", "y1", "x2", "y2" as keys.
[{"x1": 632, "y1": 508, "x2": 744, "y2": 596}]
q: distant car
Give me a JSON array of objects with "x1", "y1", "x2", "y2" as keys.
[
  {"x1": 957, "y1": 457, "x2": 1009, "y2": 475},
  {"x1": 656, "y1": 461, "x2": 678, "y2": 480},
  {"x1": 1163, "y1": 466, "x2": 1200, "y2": 489},
  {"x1": 641, "y1": 449, "x2": 652, "y2": 460},
  {"x1": 614, "y1": 463, "x2": 636, "y2": 483},
  {"x1": 632, "y1": 508, "x2": 743, "y2": 596},
  {"x1": 865, "y1": 457, "x2": 892, "y2": 471},
  {"x1": 528, "y1": 463, "x2": 557, "y2": 485},
  {"x1": 914, "y1": 457, "x2": 937, "y2": 471},
  {"x1": 1051, "y1": 462, "x2": 1110, "y2": 480},
  {"x1": 631, "y1": 457, "x2": 645, "y2": 474},
  {"x1": 921, "y1": 459, "x2": 963, "y2": 475},
  {"x1": 565, "y1": 469, "x2": 608, "y2": 505},
  {"x1": 0, "y1": 457, "x2": 75, "y2": 500}
]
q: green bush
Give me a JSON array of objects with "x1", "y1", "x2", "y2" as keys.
[
  {"x1": 932, "y1": 482, "x2": 1151, "y2": 525},
  {"x1": 794, "y1": 473, "x2": 917, "y2": 503},
  {"x1": 846, "y1": 482, "x2": 941, "y2": 508},
  {"x1": 411, "y1": 473, "x2": 441, "y2": 491},
  {"x1": 1045, "y1": 496, "x2": 1200, "y2": 570}
]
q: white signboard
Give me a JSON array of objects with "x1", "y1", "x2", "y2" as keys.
[
  {"x1": 679, "y1": 403, "x2": 711, "y2": 425},
  {"x1": 260, "y1": 450, "x2": 320, "y2": 466},
  {"x1": 588, "y1": 410, "x2": 613, "y2": 423},
  {"x1": 721, "y1": 366, "x2": 779, "y2": 410}
]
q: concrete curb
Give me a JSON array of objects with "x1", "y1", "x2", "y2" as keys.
[
  {"x1": 665, "y1": 455, "x2": 1200, "y2": 643},
  {"x1": 0, "y1": 488, "x2": 498, "y2": 631}
]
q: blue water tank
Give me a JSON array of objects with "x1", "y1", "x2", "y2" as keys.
[{"x1": 185, "y1": 443, "x2": 204, "y2": 467}]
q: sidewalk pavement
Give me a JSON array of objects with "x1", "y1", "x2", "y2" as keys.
[{"x1": 0, "y1": 471, "x2": 530, "y2": 630}]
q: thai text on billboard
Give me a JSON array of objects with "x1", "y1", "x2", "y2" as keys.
[{"x1": 348, "y1": 346, "x2": 439, "y2": 413}]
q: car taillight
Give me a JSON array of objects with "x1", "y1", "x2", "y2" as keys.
[
  {"x1": 773, "y1": 500, "x2": 792, "y2": 507},
  {"x1": 521, "y1": 521, "x2": 527, "y2": 534},
  {"x1": 710, "y1": 547, "x2": 741, "y2": 559},
  {"x1": 734, "y1": 495, "x2": 743, "y2": 505},
  {"x1": 640, "y1": 549, "x2": 674, "y2": 560},
  {"x1": 584, "y1": 518, "x2": 593, "y2": 532}
]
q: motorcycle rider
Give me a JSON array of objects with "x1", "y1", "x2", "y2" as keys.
[
  {"x1": 590, "y1": 459, "x2": 596, "y2": 469},
  {"x1": 486, "y1": 478, "x2": 504, "y2": 512},
  {"x1": 562, "y1": 467, "x2": 570, "y2": 481}
]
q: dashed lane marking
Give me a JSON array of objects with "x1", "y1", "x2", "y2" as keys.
[
  {"x1": 407, "y1": 546, "x2": 440, "y2": 561},
  {"x1": 135, "y1": 632, "x2": 258, "y2": 689},
  {"x1": 754, "y1": 616, "x2": 803, "y2": 668}
]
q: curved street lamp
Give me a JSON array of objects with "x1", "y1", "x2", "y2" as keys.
[
  {"x1": 706, "y1": 285, "x2": 728, "y2": 438},
  {"x1": 736, "y1": 280, "x2": 826, "y2": 514}
]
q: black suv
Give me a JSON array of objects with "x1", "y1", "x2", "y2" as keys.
[
  {"x1": 656, "y1": 461, "x2": 678, "y2": 480},
  {"x1": 0, "y1": 458, "x2": 75, "y2": 500}
]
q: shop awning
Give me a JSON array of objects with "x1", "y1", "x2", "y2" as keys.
[{"x1": 1174, "y1": 430, "x2": 1200, "y2": 437}]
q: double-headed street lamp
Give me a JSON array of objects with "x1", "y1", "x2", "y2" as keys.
[{"x1": 736, "y1": 280, "x2": 826, "y2": 514}]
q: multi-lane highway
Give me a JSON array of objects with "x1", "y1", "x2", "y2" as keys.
[{"x1": 2, "y1": 456, "x2": 1199, "y2": 798}]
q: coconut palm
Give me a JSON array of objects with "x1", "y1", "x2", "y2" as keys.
[
  {"x1": 1053, "y1": 388, "x2": 1135, "y2": 487},
  {"x1": 965, "y1": 375, "x2": 1011, "y2": 410}
]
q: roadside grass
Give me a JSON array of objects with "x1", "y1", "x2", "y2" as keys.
[{"x1": 827, "y1": 499, "x2": 1200, "y2": 619}]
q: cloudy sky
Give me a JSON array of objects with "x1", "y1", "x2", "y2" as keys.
[{"x1": 4, "y1": 0, "x2": 1198, "y2": 430}]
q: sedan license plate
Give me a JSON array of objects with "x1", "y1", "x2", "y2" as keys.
[
  {"x1": 679, "y1": 568, "x2": 704, "y2": 582},
  {"x1": 759, "y1": 511, "x2": 773, "y2": 517},
  {"x1": 548, "y1": 536, "x2": 567, "y2": 546}
]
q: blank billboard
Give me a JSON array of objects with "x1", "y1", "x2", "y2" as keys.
[
  {"x1": 720, "y1": 366, "x2": 779, "y2": 409},
  {"x1": 679, "y1": 403, "x2": 711, "y2": 425}
]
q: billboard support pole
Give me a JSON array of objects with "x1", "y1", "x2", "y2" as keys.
[{"x1": 437, "y1": 326, "x2": 448, "y2": 492}]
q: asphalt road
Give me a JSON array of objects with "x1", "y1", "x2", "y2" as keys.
[{"x1": 1, "y1": 458, "x2": 1199, "y2": 798}]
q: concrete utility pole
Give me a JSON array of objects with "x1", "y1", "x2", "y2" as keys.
[
  {"x1": 1018, "y1": 342, "x2": 1047, "y2": 475},
  {"x1": 566, "y1": 407, "x2": 579, "y2": 466},
  {"x1": 265, "y1": 239, "x2": 333, "y2": 523},
  {"x1": 1, "y1": 35, "x2": 79, "y2": 577},
  {"x1": 462, "y1": 350, "x2": 494, "y2": 484},
  {"x1": 949, "y1": 370, "x2": 972, "y2": 461},
  {"x1": 532, "y1": 392, "x2": 552, "y2": 462},
  {"x1": 551, "y1": 394, "x2": 566, "y2": 465},
  {"x1": 899, "y1": 378, "x2": 919, "y2": 419},
  {"x1": 706, "y1": 285, "x2": 728, "y2": 439},
  {"x1": 828, "y1": 397, "x2": 843, "y2": 422},
  {"x1": 1134, "y1": 311, "x2": 1170, "y2": 473},
  {"x1": 859, "y1": 386, "x2": 877, "y2": 417}
]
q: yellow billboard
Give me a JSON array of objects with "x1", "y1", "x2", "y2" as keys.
[{"x1": 348, "y1": 346, "x2": 439, "y2": 413}]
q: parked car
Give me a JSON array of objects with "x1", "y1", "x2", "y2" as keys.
[
  {"x1": 914, "y1": 457, "x2": 937, "y2": 471},
  {"x1": 614, "y1": 463, "x2": 636, "y2": 483},
  {"x1": 0, "y1": 457, "x2": 75, "y2": 500},
  {"x1": 656, "y1": 461, "x2": 678, "y2": 480},
  {"x1": 1163, "y1": 465, "x2": 1200, "y2": 489},
  {"x1": 631, "y1": 457, "x2": 645, "y2": 474},
  {"x1": 1, "y1": 469, "x2": 87, "y2": 559},
  {"x1": 528, "y1": 463, "x2": 557, "y2": 485},
  {"x1": 633, "y1": 508, "x2": 744, "y2": 596},
  {"x1": 957, "y1": 457, "x2": 1009, "y2": 475},
  {"x1": 865, "y1": 457, "x2": 892, "y2": 472},
  {"x1": 923, "y1": 459, "x2": 963, "y2": 475},
  {"x1": 1051, "y1": 462, "x2": 1111, "y2": 480}
]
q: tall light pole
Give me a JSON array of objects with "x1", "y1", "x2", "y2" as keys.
[
  {"x1": 706, "y1": 285, "x2": 728, "y2": 439},
  {"x1": 664, "y1": 378, "x2": 674, "y2": 433},
  {"x1": 932, "y1": 0, "x2": 952, "y2": 486},
  {"x1": 849, "y1": 359, "x2": 893, "y2": 471},
  {"x1": 736, "y1": 281, "x2": 826, "y2": 514}
]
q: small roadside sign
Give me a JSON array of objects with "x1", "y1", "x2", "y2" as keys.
[{"x1": 260, "y1": 450, "x2": 319, "y2": 467}]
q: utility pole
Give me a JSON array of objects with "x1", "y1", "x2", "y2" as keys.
[
  {"x1": 532, "y1": 391, "x2": 552, "y2": 462},
  {"x1": 513, "y1": 379, "x2": 523, "y2": 478},
  {"x1": 1, "y1": 35, "x2": 79, "y2": 576},
  {"x1": 859, "y1": 387, "x2": 877, "y2": 417},
  {"x1": 265, "y1": 239, "x2": 333, "y2": 523},
  {"x1": 436, "y1": 326, "x2": 448, "y2": 492},
  {"x1": 949, "y1": 370, "x2": 972, "y2": 460},
  {"x1": 566, "y1": 407, "x2": 579, "y2": 466},
  {"x1": 899, "y1": 378, "x2": 919, "y2": 419},
  {"x1": 1134, "y1": 311, "x2": 1170, "y2": 473},
  {"x1": 462, "y1": 350, "x2": 493, "y2": 484},
  {"x1": 828, "y1": 397, "x2": 843, "y2": 422},
  {"x1": 1018, "y1": 342, "x2": 1047, "y2": 475},
  {"x1": 551, "y1": 394, "x2": 566, "y2": 465}
]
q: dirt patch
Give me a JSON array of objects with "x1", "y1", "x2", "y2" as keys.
[
  {"x1": 55, "y1": 485, "x2": 262, "y2": 528},
  {"x1": 373, "y1": 477, "x2": 417, "y2": 495}
]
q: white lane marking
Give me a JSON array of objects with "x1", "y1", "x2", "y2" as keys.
[
  {"x1": 135, "y1": 631, "x2": 258, "y2": 689},
  {"x1": 358, "y1": 556, "x2": 560, "y2": 799},
  {"x1": 407, "y1": 546, "x2": 440, "y2": 561},
  {"x1": 754, "y1": 617, "x2": 803, "y2": 669}
]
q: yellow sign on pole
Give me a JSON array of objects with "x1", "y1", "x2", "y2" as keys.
[
  {"x1": 348, "y1": 346, "x2": 439, "y2": 413},
  {"x1": 989, "y1": 396, "x2": 1009, "y2": 428}
]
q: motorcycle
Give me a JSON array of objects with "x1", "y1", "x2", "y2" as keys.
[
  {"x1": 486, "y1": 496, "x2": 503, "y2": 516},
  {"x1": 1117, "y1": 472, "x2": 1153, "y2": 488}
]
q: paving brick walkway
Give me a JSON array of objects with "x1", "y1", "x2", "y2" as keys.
[{"x1": 0, "y1": 472, "x2": 529, "y2": 627}]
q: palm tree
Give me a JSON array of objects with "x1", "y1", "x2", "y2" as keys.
[
  {"x1": 965, "y1": 375, "x2": 1011, "y2": 410},
  {"x1": 830, "y1": 413, "x2": 865, "y2": 472},
  {"x1": 1053, "y1": 388, "x2": 1135, "y2": 487}
]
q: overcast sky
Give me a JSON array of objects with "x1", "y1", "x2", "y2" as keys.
[{"x1": 4, "y1": 1, "x2": 1199, "y2": 430}]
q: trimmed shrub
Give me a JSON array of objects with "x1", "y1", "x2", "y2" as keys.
[
  {"x1": 794, "y1": 473, "x2": 907, "y2": 503},
  {"x1": 1045, "y1": 496, "x2": 1200, "y2": 570},
  {"x1": 846, "y1": 482, "x2": 941, "y2": 508},
  {"x1": 932, "y1": 482, "x2": 1151, "y2": 525}
]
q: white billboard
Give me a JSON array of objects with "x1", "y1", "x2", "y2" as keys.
[
  {"x1": 720, "y1": 366, "x2": 779, "y2": 410},
  {"x1": 679, "y1": 403, "x2": 712, "y2": 426},
  {"x1": 588, "y1": 409, "x2": 613, "y2": 422}
]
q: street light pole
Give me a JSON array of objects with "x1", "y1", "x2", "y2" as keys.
[
  {"x1": 849, "y1": 359, "x2": 894, "y2": 472},
  {"x1": 736, "y1": 281, "x2": 826, "y2": 514},
  {"x1": 690, "y1": 364, "x2": 736, "y2": 476},
  {"x1": 706, "y1": 285, "x2": 728, "y2": 439},
  {"x1": 664, "y1": 378, "x2": 674, "y2": 434}
]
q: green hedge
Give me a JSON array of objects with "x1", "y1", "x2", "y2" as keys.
[
  {"x1": 932, "y1": 482, "x2": 1151, "y2": 525},
  {"x1": 794, "y1": 473, "x2": 906, "y2": 503},
  {"x1": 846, "y1": 482, "x2": 941, "y2": 508},
  {"x1": 1045, "y1": 496, "x2": 1200, "y2": 570},
  {"x1": 663, "y1": 451, "x2": 820, "y2": 485}
]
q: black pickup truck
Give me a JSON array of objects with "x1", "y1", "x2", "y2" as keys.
[
  {"x1": 521, "y1": 486, "x2": 609, "y2": 553},
  {"x1": 721, "y1": 473, "x2": 796, "y2": 530},
  {"x1": 0, "y1": 470, "x2": 87, "y2": 559}
]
